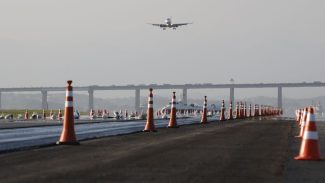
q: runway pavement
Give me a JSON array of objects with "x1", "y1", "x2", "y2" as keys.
[
  {"x1": 0, "y1": 117, "x2": 204, "y2": 153},
  {"x1": 0, "y1": 117, "x2": 296, "y2": 183}
]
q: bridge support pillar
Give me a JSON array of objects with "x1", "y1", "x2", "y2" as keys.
[
  {"x1": 88, "y1": 89, "x2": 94, "y2": 111},
  {"x1": 41, "y1": 90, "x2": 48, "y2": 109},
  {"x1": 135, "y1": 88, "x2": 140, "y2": 113},
  {"x1": 182, "y1": 88, "x2": 188, "y2": 105},
  {"x1": 278, "y1": 87, "x2": 283, "y2": 109},
  {"x1": 230, "y1": 87, "x2": 235, "y2": 103}
]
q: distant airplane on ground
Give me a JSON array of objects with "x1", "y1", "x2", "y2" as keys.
[{"x1": 148, "y1": 17, "x2": 192, "y2": 30}]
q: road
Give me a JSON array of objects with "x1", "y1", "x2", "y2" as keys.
[
  {"x1": 0, "y1": 117, "x2": 203, "y2": 152},
  {"x1": 0, "y1": 117, "x2": 294, "y2": 183}
]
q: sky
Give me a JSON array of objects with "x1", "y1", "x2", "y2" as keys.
[{"x1": 0, "y1": 0, "x2": 325, "y2": 99}]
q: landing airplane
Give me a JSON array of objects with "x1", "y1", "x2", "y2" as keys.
[{"x1": 149, "y1": 18, "x2": 192, "y2": 30}]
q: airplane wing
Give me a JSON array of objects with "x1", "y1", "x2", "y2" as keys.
[
  {"x1": 148, "y1": 23, "x2": 167, "y2": 27},
  {"x1": 172, "y1": 23, "x2": 193, "y2": 27}
]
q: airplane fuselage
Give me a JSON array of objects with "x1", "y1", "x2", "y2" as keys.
[{"x1": 164, "y1": 18, "x2": 172, "y2": 27}]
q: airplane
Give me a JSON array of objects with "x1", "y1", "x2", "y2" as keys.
[{"x1": 148, "y1": 17, "x2": 192, "y2": 30}]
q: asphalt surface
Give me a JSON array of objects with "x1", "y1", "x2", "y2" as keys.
[
  {"x1": 283, "y1": 121, "x2": 325, "y2": 183},
  {"x1": 0, "y1": 117, "x2": 203, "y2": 152},
  {"x1": 0, "y1": 118, "x2": 144, "y2": 129},
  {"x1": 0, "y1": 117, "x2": 297, "y2": 183}
]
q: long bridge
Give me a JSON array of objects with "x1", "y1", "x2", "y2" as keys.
[{"x1": 0, "y1": 82, "x2": 324, "y2": 111}]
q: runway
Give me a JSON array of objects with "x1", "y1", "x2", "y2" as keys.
[
  {"x1": 0, "y1": 117, "x2": 294, "y2": 183},
  {"x1": 0, "y1": 117, "x2": 205, "y2": 153}
]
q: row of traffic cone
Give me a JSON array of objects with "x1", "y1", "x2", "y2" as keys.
[
  {"x1": 144, "y1": 90, "x2": 283, "y2": 131},
  {"x1": 205, "y1": 100, "x2": 282, "y2": 122},
  {"x1": 56, "y1": 82, "x2": 283, "y2": 145},
  {"x1": 294, "y1": 107, "x2": 322, "y2": 160},
  {"x1": 21, "y1": 109, "x2": 63, "y2": 120}
]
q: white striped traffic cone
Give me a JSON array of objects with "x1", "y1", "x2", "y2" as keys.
[
  {"x1": 143, "y1": 88, "x2": 156, "y2": 132},
  {"x1": 168, "y1": 92, "x2": 178, "y2": 128},
  {"x1": 57, "y1": 80, "x2": 79, "y2": 145},
  {"x1": 201, "y1": 96, "x2": 208, "y2": 124},
  {"x1": 295, "y1": 107, "x2": 322, "y2": 160}
]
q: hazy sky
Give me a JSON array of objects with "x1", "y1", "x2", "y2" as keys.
[{"x1": 0, "y1": 0, "x2": 325, "y2": 98}]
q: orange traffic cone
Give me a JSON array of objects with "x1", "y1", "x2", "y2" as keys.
[
  {"x1": 248, "y1": 104, "x2": 252, "y2": 117},
  {"x1": 125, "y1": 110, "x2": 128, "y2": 119},
  {"x1": 89, "y1": 109, "x2": 95, "y2": 120},
  {"x1": 58, "y1": 108, "x2": 63, "y2": 120},
  {"x1": 42, "y1": 109, "x2": 46, "y2": 120},
  {"x1": 238, "y1": 102, "x2": 244, "y2": 119},
  {"x1": 295, "y1": 107, "x2": 322, "y2": 160},
  {"x1": 244, "y1": 102, "x2": 247, "y2": 118},
  {"x1": 299, "y1": 109, "x2": 304, "y2": 127},
  {"x1": 201, "y1": 96, "x2": 208, "y2": 124},
  {"x1": 296, "y1": 109, "x2": 302, "y2": 124},
  {"x1": 24, "y1": 109, "x2": 29, "y2": 120},
  {"x1": 235, "y1": 102, "x2": 240, "y2": 119},
  {"x1": 220, "y1": 100, "x2": 226, "y2": 121},
  {"x1": 168, "y1": 92, "x2": 178, "y2": 128},
  {"x1": 253, "y1": 104, "x2": 257, "y2": 117},
  {"x1": 228, "y1": 101, "x2": 233, "y2": 120},
  {"x1": 143, "y1": 88, "x2": 156, "y2": 132},
  {"x1": 296, "y1": 107, "x2": 308, "y2": 138},
  {"x1": 256, "y1": 104, "x2": 260, "y2": 116},
  {"x1": 57, "y1": 80, "x2": 79, "y2": 145}
]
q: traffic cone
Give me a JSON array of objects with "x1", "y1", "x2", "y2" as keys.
[
  {"x1": 49, "y1": 109, "x2": 54, "y2": 120},
  {"x1": 235, "y1": 102, "x2": 240, "y2": 119},
  {"x1": 248, "y1": 104, "x2": 252, "y2": 117},
  {"x1": 295, "y1": 107, "x2": 322, "y2": 160},
  {"x1": 228, "y1": 101, "x2": 234, "y2": 120},
  {"x1": 299, "y1": 108, "x2": 306, "y2": 127},
  {"x1": 260, "y1": 105, "x2": 263, "y2": 116},
  {"x1": 143, "y1": 88, "x2": 156, "y2": 132},
  {"x1": 256, "y1": 105, "x2": 260, "y2": 116},
  {"x1": 253, "y1": 104, "x2": 257, "y2": 117},
  {"x1": 296, "y1": 109, "x2": 302, "y2": 124},
  {"x1": 89, "y1": 108, "x2": 95, "y2": 120},
  {"x1": 201, "y1": 96, "x2": 208, "y2": 124},
  {"x1": 42, "y1": 109, "x2": 46, "y2": 120},
  {"x1": 58, "y1": 108, "x2": 63, "y2": 120},
  {"x1": 168, "y1": 92, "x2": 178, "y2": 128},
  {"x1": 240, "y1": 102, "x2": 244, "y2": 119},
  {"x1": 244, "y1": 102, "x2": 247, "y2": 118},
  {"x1": 220, "y1": 100, "x2": 226, "y2": 121},
  {"x1": 296, "y1": 107, "x2": 308, "y2": 138},
  {"x1": 24, "y1": 109, "x2": 29, "y2": 120},
  {"x1": 57, "y1": 80, "x2": 79, "y2": 145},
  {"x1": 125, "y1": 110, "x2": 128, "y2": 119}
]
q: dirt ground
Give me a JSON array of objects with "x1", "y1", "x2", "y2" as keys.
[{"x1": 0, "y1": 118, "x2": 294, "y2": 183}]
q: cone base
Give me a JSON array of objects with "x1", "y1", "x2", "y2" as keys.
[
  {"x1": 201, "y1": 121, "x2": 209, "y2": 124},
  {"x1": 295, "y1": 135, "x2": 302, "y2": 138},
  {"x1": 143, "y1": 129, "x2": 157, "y2": 132},
  {"x1": 294, "y1": 156, "x2": 322, "y2": 161},
  {"x1": 56, "y1": 141, "x2": 80, "y2": 145}
]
